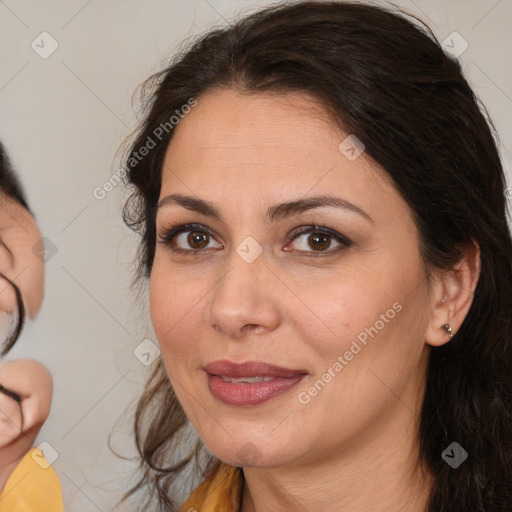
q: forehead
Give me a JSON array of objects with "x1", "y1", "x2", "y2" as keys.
[
  {"x1": 160, "y1": 88, "x2": 402, "y2": 221},
  {"x1": 164, "y1": 89, "x2": 342, "y2": 173}
]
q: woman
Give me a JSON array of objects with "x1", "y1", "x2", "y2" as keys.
[
  {"x1": 0, "y1": 142, "x2": 44, "y2": 354},
  {"x1": 122, "y1": 1, "x2": 512, "y2": 511},
  {"x1": 0, "y1": 142, "x2": 64, "y2": 512}
]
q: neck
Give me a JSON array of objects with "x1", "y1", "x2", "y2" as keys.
[{"x1": 241, "y1": 403, "x2": 433, "y2": 512}]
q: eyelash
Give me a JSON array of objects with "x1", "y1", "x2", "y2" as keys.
[
  {"x1": 157, "y1": 223, "x2": 217, "y2": 255},
  {"x1": 156, "y1": 222, "x2": 353, "y2": 256}
]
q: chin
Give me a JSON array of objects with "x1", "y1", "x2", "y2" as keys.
[{"x1": 202, "y1": 433, "x2": 298, "y2": 469}]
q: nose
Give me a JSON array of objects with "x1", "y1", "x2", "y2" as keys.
[{"x1": 207, "y1": 249, "x2": 281, "y2": 339}]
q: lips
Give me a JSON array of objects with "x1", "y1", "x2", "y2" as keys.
[{"x1": 204, "y1": 360, "x2": 308, "y2": 406}]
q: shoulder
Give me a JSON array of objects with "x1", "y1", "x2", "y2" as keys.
[{"x1": 0, "y1": 448, "x2": 64, "y2": 512}]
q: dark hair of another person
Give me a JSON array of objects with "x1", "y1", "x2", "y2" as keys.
[
  {"x1": 0, "y1": 142, "x2": 31, "y2": 213},
  {"x1": 0, "y1": 142, "x2": 30, "y2": 355},
  {"x1": 121, "y1": 2, "x2": 512, "y2": 510}
]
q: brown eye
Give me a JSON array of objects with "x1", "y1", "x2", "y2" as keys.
[
  {"x1": 159, "y1": 224, "x2": 223, "y2": 252},
  {"x1": 290, "y1": 231, "x2": 340, "y2": 252},
  {"x1": 287, "y1": 225, "x2": 352, "y2": 255},
  {"x1": 308, "y1": 233, "x2": 331, "y2": 251},
  {"x1": 188, "y1": 231, "x2": 209, "y2": 249}
]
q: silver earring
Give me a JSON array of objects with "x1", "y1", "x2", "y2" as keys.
[{"x1": 442, "y1": 324, "x2": 453, "y2": 339}]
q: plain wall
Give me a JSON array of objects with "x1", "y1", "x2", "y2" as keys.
[{"x1": 1, "y1": 0, "x2": 511, "y2": 510}]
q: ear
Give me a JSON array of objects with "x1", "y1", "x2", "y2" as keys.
[{"x1": 424, "y1": 240, "x2": 481, "y2": 347}]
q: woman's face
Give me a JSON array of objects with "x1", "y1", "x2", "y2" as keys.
[
  {"x1": 0, "y1": 195, "x2": 45, "y2": 325},
  {"x1": 150, "y1": 89, "x2": 436, "y2": 469}
]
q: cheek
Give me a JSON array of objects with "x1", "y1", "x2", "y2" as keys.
[
  {"x1": 149, "y1": 260, "x2": 206, "y2": 362},
  {"x1": 286, "y1": 267, "x2": 400, "y2": 357},
  {"x1": 290, "y1": 256, "x2": 429, "y2": 381}
]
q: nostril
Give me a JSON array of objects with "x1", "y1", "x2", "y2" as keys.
[{"x1": 241, "y1": 324, "x2": 264, "y2": 335}]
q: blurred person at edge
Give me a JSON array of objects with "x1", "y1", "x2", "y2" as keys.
[
  {"x1": 120, "y1": 2, "x2": 512, "y2": 511},
  {"x1": 0, "y1": 142, "x2": 64, "y2": 512}
]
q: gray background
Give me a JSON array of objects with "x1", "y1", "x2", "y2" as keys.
[{"x1": 1, "y1": 0, "x2": 511, "y2": 510}]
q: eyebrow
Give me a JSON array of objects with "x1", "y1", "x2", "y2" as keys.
[{"x1": 157, "y1": 193, "x2": 373, "y2": 223}]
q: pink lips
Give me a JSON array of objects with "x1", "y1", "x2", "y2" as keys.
[{"x1": 204, "y1": 360, "x2": 308, "y2": 406}]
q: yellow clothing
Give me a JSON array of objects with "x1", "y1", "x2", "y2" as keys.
[
  {"x1": 179, "y1": 461, "x2": 243, "y2": 512},
  {"x1": 0, "y1": 447, "x2": 64, "y2": 512}
]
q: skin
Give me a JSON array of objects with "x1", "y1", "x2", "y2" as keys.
[
  {"x1": 0, "y1": 194, "x2": 46, "y2": 492},
  {"x1": 149, "y1": 89, "x2": 480, "y2": 511},
  {"x1": 0, "y1": 359, "x2": 53, "y2": 493},
  {"x1": 0, "y1": 193, "x2": 44, "y2": 323},
  {"x1": 0, "y1": 386, "x2": 22, "y2": 448}
]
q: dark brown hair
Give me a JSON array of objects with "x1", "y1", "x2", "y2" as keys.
[
  {"x1": 0, "y1": 142, "x2": 31, "y2": 213},
  {"x1": 122, "y1": 1, "x2": 512, "y2": 510}
]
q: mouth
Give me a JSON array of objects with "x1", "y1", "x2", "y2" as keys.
[{"x1": 204, "y1": 359, "x2": 308, "y2": 406}]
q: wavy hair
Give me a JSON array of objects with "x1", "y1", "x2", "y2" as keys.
[{"x1": 121, "y1": 1, "x2": 512, "y2": 510}]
